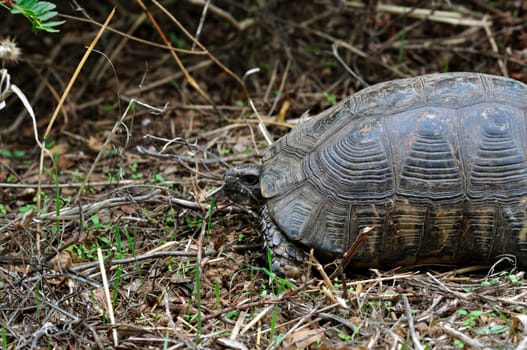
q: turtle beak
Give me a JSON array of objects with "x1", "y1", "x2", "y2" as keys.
[{"x1": 223, "y1": 165, "x2": 263, "y2": 207}]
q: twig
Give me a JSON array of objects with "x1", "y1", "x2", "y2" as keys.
[
  {"x1": 344, "y1": 272, "x2": 417, "y2": 287},
  {"x1": 426, "y1": 272, "x2": 470, "y2": 299},
  {"x1": 319, "y1": 312, "x2": 368, "y2": 336},
  {"x1": 36, "y1": 190, "x2": 161, "y2": 220},
  {"x1": 191, "y1": 0, "x2": 210, "y2": 49},
  {"x1": 240, "y1": 304, "x2": 274, "y2": 335},
  {"x1": 402, "y1": 294, "x2": 423, "y2": 350},
  {"x1": 308, "y1": 28, "x2": 407, "y2": 78},
  {"x1": 330, "y1": 226, "x2": 372, "y2": 280},
  {"x1": 185, "y1": 0, "x2": 255, "y2": 31},
  {"x1": 249, "y1": 98, "x2": 273, "y2": 146},
  {"x1": 442, "y1": 323, "x2": 486, "y2": 348},
  {"x1": 59, "y1": 12, "x2": 204, "y2": 55},
  {"x1": 483, "y1": 16, "x2": 507, "y2": 76},
  {"x1": 347, "y1": 1, "x2": 491, "y2": 27},
  {"x1": 230, "y1": 310, "x2": 247, "y2": 340},
  {"x1": 0, "y1": 179, "x2": 139, "y2": 189},
  {"x1": 332, "y1": 42, "x2": 369, "y2": 88},
  {"x1": 97, "y1": 248, "x2": 118, "y2": 346},
  {"x1": 70, "y1": 249, "x2": 198, "y2": 273},
  {"x1": 136, "y1": 144, "x2": 255, "y2": 168},
  {"x1": 514, "y1": 314, "x2": 527, "y2": 350},
  {"x1": 266, "y1": 59, "x2": 291, "y2": 120},
  {"x1": 123, "y1": 60, "x2": 213, "y2": 96}
]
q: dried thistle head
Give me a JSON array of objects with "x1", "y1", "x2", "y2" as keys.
[{"x1": 0, "y1": 38, "x2": 21, "y2": 64}]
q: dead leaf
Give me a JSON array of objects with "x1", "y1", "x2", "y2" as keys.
[
  {"x1": 49, "y1": 251, "x2": 73, "y2": 272},
  {"x1": 49, "y1": 143, "x2": 70, "y2": 155},
  {"x1": 57, "y1": 157, "x2": 75, "y2": 169},
  {"x1": 88, "y1": 135, "x2": 107, "y2": 152},
  {"x1": 216, "y1": 338, "x2": 248, "y2": 350},
  {"x1": 282, "y1": 328, "x2": 325, "y2": 350}
]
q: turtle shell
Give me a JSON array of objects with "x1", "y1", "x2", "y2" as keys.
[{"x1": 260, "y1": 72, "x2": 527, "y2": 267}]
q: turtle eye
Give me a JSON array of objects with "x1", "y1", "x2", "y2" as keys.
[{"x1": 242, "y1": 174, "x2": 259, "y2": 186}]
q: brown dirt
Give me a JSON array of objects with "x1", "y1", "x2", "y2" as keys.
[{"x1": 1, "y1": 1, "x2": 527, "y2": 349}]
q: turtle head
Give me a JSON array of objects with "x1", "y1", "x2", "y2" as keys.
[{"x1": 223, "y1": 163, "x2": 263, "y2": 207}]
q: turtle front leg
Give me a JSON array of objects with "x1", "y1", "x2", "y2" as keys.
[{"x1": 261, "y1": 205, "x2": 306, "y2": 278}]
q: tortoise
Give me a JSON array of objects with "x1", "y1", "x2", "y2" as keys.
[{"x1": 223, "y1": 72, "x2": 527, "y2": 277}]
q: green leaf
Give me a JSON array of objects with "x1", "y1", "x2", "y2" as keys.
[
  {"x1": 33, "y1": 2, "x2": 56, "y2": 13},
  {"x1": 99, "y1": 236, "x2": 111, "y2": 246},
  {"x1": 7, "y1": 0, "x2": 64, "y2": 32},
  {"x1": 454, "y1": 339, "x2": 464, "y2": 348},
  {"x1": 475, "y1": 325, "x2": 508, "y2": 335},
  {"x1": 38, "y1": 11, "x2": 58, "y2": 21}
]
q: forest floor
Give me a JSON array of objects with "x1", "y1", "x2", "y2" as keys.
[{"x1": 1, "y1": 1, "x2": 527, "y2": 349}]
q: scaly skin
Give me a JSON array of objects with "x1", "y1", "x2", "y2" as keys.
[
  {"x1": 261, "y1": 205, "x2": 306, "y2": 278},
  {"x1": 224, "y1": 165, "x2": 307, "y2": 277}
]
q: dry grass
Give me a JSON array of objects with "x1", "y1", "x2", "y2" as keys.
[{"x1": 1, "y1": 1, "x2": 527, "y2": 348}]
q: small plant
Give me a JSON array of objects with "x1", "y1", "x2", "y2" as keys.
[
  {"x1": 456, "y1": 309, "x2": 483, "y2": 328},
  {"x1": 269, "y1": 299, "x2": 280, "y2": 343},
  {"x1": 322, "y1": 91, "x2": 337, "y2": 105},
  {"x1": 112, "y1": 265, "x2": 123, "y2": 305},
  {"x1": 89, "y1": 214, "x2": 112, "y2": 231},
  {"x1": 66, "y1": 244, "x2": 96, "y2": 260},
  {"x1": 106, "y1": 172, "x2": 119, "y2": 183},
  {"x1": 443, "y1": 55, "x2": 450, "y2": 72},
  {"x1": 481, "y1": 277, "x2": 499, "y2": 286},
  {"x1": 130, "y1": 162, "x2": 143, "y2": 179},
  {"x1": 0, "y1": 148, "x2": 25, "y2": 158},
  {"x1": 261, "y1": 249, "x2": 298, "y2": 345},
  {"x1": 112, "y1": 226, "x2": 124, "y2": 259},
  {"x1": 18, "y1": 203, "x2": 37, "y2": 214},
  {"x1": 225, "y1": 310, "x2": 238, "y2": 320},
  {"x1": 1, "y1": 326, "x2": 7, "y2": 349},
  {"x1": 163, "y1": 208, "x2": 177, "y2": 226},
  {"x1": 219, "y1": 148, "x2": 230, "y2": 156},
  {"x1": 454, "y1": 339, "x2": 465, "y2": 348},
  {"x1": 323, "y1": 60, "x2": 337, "y2": 68},
  {"x1": 35, "y1": 281, "x2": 41, "y2": 320},
  {"x1": 149, "y1": 312, "x2": 163, "y2": 320},
  {"x1": 398, "y1": 17, "x2": 406, "y2": 64},
  {"x1": 262, "y1": 250, "x2": 298, "y2": 290},
  {"x1": 169, "y1": 33, "x2": 186, "y2": 49},
  {"x1": 337, "y1": 332, "x2": 351, "y2": 341},
  {"x1": 508, "y1": 271, "x2": 523, "y2": 285},
  {"x1": 123, "y1": 227, "x2": 136, "y2": 255},
  {"x1": 307, "y1": 44, "x2": 320, "y2": 54},
  {"x1": 192, "y1": 264, "x2": 202, "y2": 342},
  {"x1": 0, "y1": 0, "x2": 65, "y2": 32},
  {"x1": 215, "y1": 280, "x2": 221, "y2": 311},
  {"x1": 152, "y1": 172, "x2": 165, "y2": 184},
  {"x1": 185, "y1": 216, "x2": 203, "y2": 229}
]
